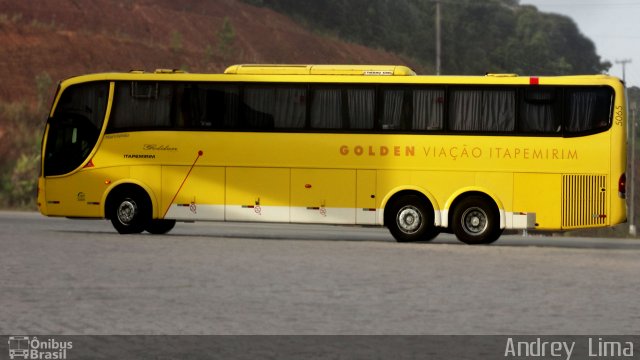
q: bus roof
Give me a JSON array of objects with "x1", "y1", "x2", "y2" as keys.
[
  {"x1": 57, "y1": 65, "x2": 623, "y2": 89},
  {"x1": 223, "y1": 64, "x2": 417, "y2": 76}
]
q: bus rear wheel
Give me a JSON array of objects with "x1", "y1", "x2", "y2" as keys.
[
  {"x1": 146, "y1": 219, "x2": 176, "y2": 234},
  {"x1": 452, "y1": 196, "x2": 501, "y2": 245},
  {"x1": 386, "y1": 194, "x2": 439, "y2": 242},
  {"x1": 108, "y1": 190, "x2": 151, "y2": 234}
]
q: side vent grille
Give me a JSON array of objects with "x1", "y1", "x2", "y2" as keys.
[{"x1": 562, "y1": 175, "x2": 608, "y2": 229}]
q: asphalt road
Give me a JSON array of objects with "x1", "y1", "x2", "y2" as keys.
[{"x1": 2, "y1": 211, "x2": 640, "y2": 335}]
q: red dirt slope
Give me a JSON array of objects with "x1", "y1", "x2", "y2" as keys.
[{"x1": 0, "y1": 0, "x2": 412, "y2": 105}]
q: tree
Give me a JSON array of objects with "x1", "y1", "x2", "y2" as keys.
[
  {"x1": 217, "y1": 17, "x2": 237, "y2": 61},
  {"x1": 242, "y1": 0, "x2": 610, "y2": 75}
]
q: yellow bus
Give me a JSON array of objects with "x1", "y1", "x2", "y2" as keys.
[{"x1": 38, "y1": 65, "x2": 627, "y2": 244}]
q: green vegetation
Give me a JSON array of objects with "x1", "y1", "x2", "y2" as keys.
[
  {"x1": 202, "y1": 18, "x2": 238, "y2": 64},
  {"x1": 0, "y1": 73, "x2": 51, "y2": 209},
  {"x1": 35, "y1": 72, "x2": 52, "y2": 111},
  {"x1": 242, "y1": 0, "x2": 610, "y2": 75},
  {"x1": 170, "y1": 30, "x2": 183, "y2": 53},
  {"x1": 0, "y1": 12, "x2": 23, "y2": 25},
  {"x1": 0, "y1": 103, "x2": 42, "y2": 209},
  {"x1": 217, "y1": 17, "x2": 237, "y2": 61}
]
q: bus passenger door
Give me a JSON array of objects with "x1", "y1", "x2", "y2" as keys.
[{"x1": 291, "y1": 169, "x2": 356, "y2": 224}]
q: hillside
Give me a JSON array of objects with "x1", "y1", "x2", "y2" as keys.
[
  {"x1": 0, "y1": 0, "x2": 410, "y2": 105},
  {"x1": 0, "y1": 0, "x2": 412, "y2": 207},
  {"x1": 1, "y1": 0, "x2": 638, "y2": 238},
  {"x1": 246, "y1": 0, "x2": 610, "y2": 76}
]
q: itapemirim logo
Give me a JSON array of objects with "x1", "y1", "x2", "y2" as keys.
[{"x1": 8, "y1": 336, "x2": 73, "y2": 360}]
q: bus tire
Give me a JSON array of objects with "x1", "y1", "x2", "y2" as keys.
[
  {"x1": 452, "y1": 195, "x2": 501, "y2": 244},
  {"x1": 108, "y1": 189, "x2": 151, "y2": 234},
  {"x1": 385, "y1": 194, "x2": 439, "y2": 242},
  {"x1": 146, "y1": 219, "x2": 176, "y2": 234}
]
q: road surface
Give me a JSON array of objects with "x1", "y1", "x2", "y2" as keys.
[{"x1": 1, "y1": 211, "x2": 639, "y2": 335}]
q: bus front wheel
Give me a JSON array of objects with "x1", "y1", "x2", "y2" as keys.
[
  {"x1": 108, "y1": 189, "x2": 151, "y2": 234},
  {"x1": 386, "y1": 194, "x2": 439, "y2": 242},
  {"x1": 452, "y1": 196, "x2": 501, "y2": 245}
]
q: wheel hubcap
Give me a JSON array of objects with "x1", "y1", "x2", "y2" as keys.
[
  {"x1": 397, "y1": 206, "x2": 422, "y2": 234},
  {"x1": 461, "y1": 207, "x2": 488, "y2": 235},
  {"x1": 117, "y1": 199, "x2": 137, "y2": 224}
]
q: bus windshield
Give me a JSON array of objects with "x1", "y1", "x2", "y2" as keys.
[{"x1": 44, "y1": 82, "x2": 109, "y2": 176}]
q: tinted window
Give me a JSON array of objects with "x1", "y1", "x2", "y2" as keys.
[
  {"x1": 109, "y1": 82, "x2": 174, "y2": 130},
  {"x1": 565, "y1": 87, "x2": 612, "y2": 133},
  {"x1": 310, "y1": 88, "x2": 343, "y2": 129},
  {"x1": 413, "y1": 88, "x2": 444, "y2": 131},
  {"x1": 519, "y1": 88, "x2": 561, "y2": 133},
  {"x1": 380, "y1": 87, "x2": 444, "y2": 131},
  {"x1": 449, "y1": 88, "x2": 515, "y2": 132},
  {"x1": 243, "y1": 86, "x2": 306, "y2": 129},
  {"x1": 347, "y1": 88, "x2": 375, "y2": 129},
  {"x1": 182, "y1": 83, "x2": 240, "y2": 129},
  {"x1": 55, "y1": 82, "x2": 109, "y2": 130},
  {"x1": 310, "y1": 86, "x2": 375, "y2": 130},
  {"x1": 381, "y1": 89, "x2": 405, "y2": 130},
  {"x1": 104, "y1": 81, "x2": 615, "y2": 137},
  {"x1": 45, "y1": 82, "x2": 109, "y2": 176},
  {"x1": 109, "y1": 82, "x2": 243, "y2": 131}
]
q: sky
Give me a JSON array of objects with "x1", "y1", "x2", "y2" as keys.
[{"x1": 520, "y1": 0, "x2": 640, "y2": 88}]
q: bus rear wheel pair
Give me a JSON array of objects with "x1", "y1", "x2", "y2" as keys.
[
  {"x1": 107, "y1": 189, "x2": 176, "y2": 235},
  {"x1": 385, "y1": 194, "x2": 502, "y2": 245}
]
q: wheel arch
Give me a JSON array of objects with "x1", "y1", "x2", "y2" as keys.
[
  {"x1": 443, "y1": 188, "x2": 505, "y2": 229},
  {"x1": 102, "y1": 180, "x2": 159, "y2": 219},
  {"x1": 380, "y1": 186, "x2": 441, "y2": 227}
]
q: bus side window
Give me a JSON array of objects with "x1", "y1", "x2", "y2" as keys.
[
  {"x1": 242, "y1": 87, "x2": 277, "y2": 130},
  {"x1": 519, "y1": 87, "x2": 560, "y2": 134},
  {"x1": 412, "y1": 88, "x2": 444, "y2": 131},
  {"x1": 242, "y1": 85, "x2": 307, "y2": 130},
  {"x1": 109, "y1": 82, "x2": 173, "y2": 130},
  {"x1": 310, "y1": 86, "x2": 374, "y2": 130},
  {"x1": 181, "y1": 84, "x2": 240, "y2": 129},
  {"x1": 565, "y1": 87, "x2": 613, "y2": 134},
  {"x1": 273, "y1": 87, "x2": 306, "y2": 129},
  {"x1": 381, "y1": 87, "x2": 444, "y2": 132},
  {"x1": 449, "y1": 88, "x2": 515, "y2": 132},
  {"x1": 346, "y1": 88, "x2": 375, "y2": 130},
  {"x1": 310, "y1": 87, "x2": 343, "y2": 129},
  {"x1": 381, "y1": 88, "x2": 405, "y2": 130},
  {"x1": 205, "y1": 88, "x2": 234, "y2": 128},
  {"x1": 176, "y1": 86, "x2": 197, "y2": 128}
]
